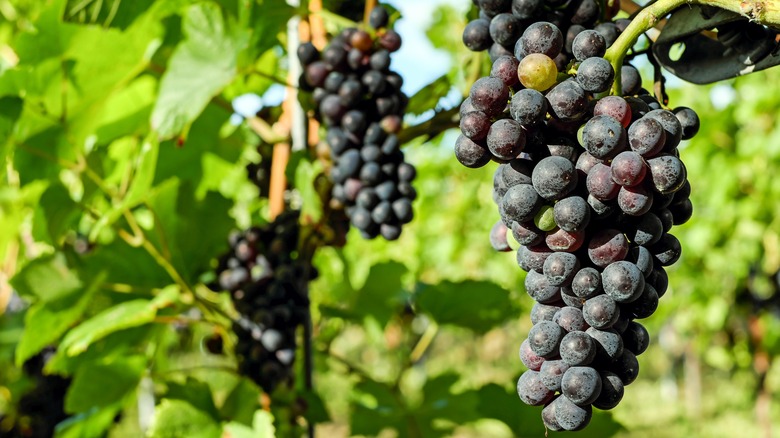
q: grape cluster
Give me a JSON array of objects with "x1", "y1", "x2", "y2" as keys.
[
  {"x1": 3, "y1": 349, "x2": 71, "y2": 438},
  {"x1": 456, "y1": 5, "x2": 701, "y2": 432},
  {"x1": 299, "y1": 6, "x2": 416, "y2": 240},
  {"x1": 209, "y1": 211, "x2": 313, "y2": 393}
]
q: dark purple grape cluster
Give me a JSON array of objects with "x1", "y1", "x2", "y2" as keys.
[
  {"x1": 456, "y1": 6, "x2": 701, "y2": 432},
  {"x1": 463, "y1": 0, "x2": 624, "y2": 64},
  {"x1": 2, "y1": 349, "x2": 71, "y2": 438},
  {"x1": 299, "y1": 6, "x2": 416, "y2": 241},
  {"x1": 209, "y1": 211, "x2": 314, "y2": 393}
]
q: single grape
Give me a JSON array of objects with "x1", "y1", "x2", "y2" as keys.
[
  {"x1": 576, "y1": 57, "x2": 614, "y2": 93},
  {"x1": 647, "y1": 154, "x2": 687, "y2": 194},
  {"x1": 491, "y1": 55, "x2": 521, "y2": 87},
  {"x1": 490, "y1": 221, "x2": 512, "y2": 252},
  {"x1": 593, "y1": 371, "x2": 624, "y2": 410},
  {"x1": 673, "y1": 106, "x2": 700, "y2": 139},
  {"x1": 582, "y1": 115, "x2": 627, "y2": 160},
  {"x1": 571, "y1": 267, "x2": 602, "y2": 299},
  {"x1": 545, "y1": 228, "x2": 585, "y2": 252},
  {"x1": 469, "y1": 76, "x2": 509, "y2": 116},
  {"x1": 617, "y1": 185, "x2": 654, "y2": 216},
  {"x1": 502, "y1": 184, "x2": 542, "y2": 223},
  {"x1": 586, "y1": 327, "x2": 624, "y2": 363},
  {"x1": 540, "y1": 359, "x2": 570, "y2": 391},
  {"x1": 582, "y1": 294, "x2": 620, "y2": 329},
  {"x1": 602, "y1": 261, "x2": 645, "y2": 303},
  {"x1": 518, "y1": 54, "x2": 559, "y2": 91},
  {"x1": 490, "y1": 13, "x2": 523, "y2": 47},
  {"x1": 628, "y1": 117, "x2": 666, "y2": 157},
  {"x1": 544, "y1": 252, "x2": 580, "y2": 286},
  {"x1": 553, "y1": 394, "x2": 592, "y2": 431},
  {"x1": 554, "y1": 196, "x2": 591, "y2": 232},
  {"x1": 610, "y1": 350, "x2": 639, "y2": 385},
  {"x1": 517, "y1": 370, "x2": 556, "y2": 406},
  {"x1": 561, "y1": 366, "x2": 602, "y2": 405},
  {"x1": 532, "y1": 156, "x2": 578, "y2": 201},
  {"x1": 528, "y1": 321, "x2": 565, "y2": 358},
  {"x1": 650, "y1": 233, "x2": 682, "y2": 266},
  {"x1": 487, "y1": 119, "x2": 527, "y2": 160},
  {"x1": 455, "y1": 135, "x2": 491, "y2": 168},
  {"x1": 559, "y1": 331, "x2": 596, "y2": 366},
  {"x1": 512, "y1": 221, "x2": 545, "y2": 246},
  {"x1": 553, "y1": 307, "x2": 587, "y2": 332},
  {"x1": 510, "y1": 89, "x2": 548, "y2": 126},
  {"x1": 620, "y1": 64, "x2": 642, "y2": 96},
  {"x1": 646, "y1": 109, "x2": 683, "y2": 150},
  {"x1": 525, "y1": 270, "x2": 563, "y2": 303},
  {"x1": 519, "y1": 21, "x2": 564, "y2": 58},
  {"x1": 531, "y1": 302, "x2": 562, "y2": 324},
  {"x1": 546, "y1": 80, "x2": 587, "y2": 122},
  {"x1": 520, "y1": 338, "x2": 546, "y2": 371},
  {"x1": 586, "y1": 163, "x2": 620, "y2": 201},
  {"x1": 517, "y1": 244, "x2": 554, "y2": 273},
  {"x1": 594, "y1": 95, "x2": 631, "y2": 127},
  {"x1": 622, "y1": 321, "x2": 650, "y2": 355},
  {"x1": 571, "y1": 29, "x2": 606, "y2": 61},
  {"x1": 587, "y1": 228, "x2": 629, "y2": 268},
  {"x1": 611, "y1": 151, "x2": 647, "y2": 187}
]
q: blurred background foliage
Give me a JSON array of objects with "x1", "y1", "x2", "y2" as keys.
[{"x1": 0, "y1": 0, "x2": 780, "y2": 437}]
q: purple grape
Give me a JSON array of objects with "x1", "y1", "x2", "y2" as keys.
[
  {"x1": 582, "y1": 294, "x2": 620, "y2": 329},
  {"x1": 561, "y1": 366, "x2": 602, "y2": 405}
]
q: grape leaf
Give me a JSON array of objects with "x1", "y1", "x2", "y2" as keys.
[
  {"x1": 11, "y1": 253, "x2": 82, "y2": 302},
  {"x1": 15, "y1": 272, "x2": 104, "y2": 366},
  {"x1": 148, "y1": 399, "x2": 222, "y2": 438},
  {"x1": 150, "y1": 3, "x2": 249, "y2": 140},
  {"x1": 64, "y1": 355, "x2": 147, "y2": 413},
  {"x1": 414, "y1": 280, "x2": 518, "y2": 333}
]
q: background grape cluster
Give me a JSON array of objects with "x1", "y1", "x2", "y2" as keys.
[
  {"x1": 299, "y1": 6, "x2": 416, "y2": 241},
  {"x1": 2, "y1": 349, "x2": 71, "y2": 438},
  {"x1": 209, "y1": 211, "x2": 313, "y2": 392},
  {"x1": 456, "y1": 0, "x2": 700, "y2": 431}
]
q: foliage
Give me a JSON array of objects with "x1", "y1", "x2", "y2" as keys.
[{"x1": 0, "y1": 1, "x2": 779, "y2": 437}]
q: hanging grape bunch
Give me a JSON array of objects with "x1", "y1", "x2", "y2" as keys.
[
  {"x1": 209, "y1": 211, "x2": 314, "y2": 393},
  {"x1": 299, "y1": 5, "x2": 416, "y2": 241},
  {"x1": 456, "y1": 0, "x2": 699, "y2": 431}
]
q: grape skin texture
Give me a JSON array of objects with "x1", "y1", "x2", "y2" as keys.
[{"x1": 518, "y1": 54, "x2": 559, "y2": 91}]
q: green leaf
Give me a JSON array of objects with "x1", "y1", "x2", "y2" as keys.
[
  {"x1": 11, "y1": 253, "x2": 82, "y2": 301},
  {"x1": 148, "y1": 399, "x2": 222, "y2": 438},
  {"x1": 151, "y1": 3, "x2": 249, "y2": 139},
  {"x1": 406, "y1": 74, "x2": 451, "y2": 116},
  {"x1": 300, "y1": 390, "x2": 330, "y2": 424},
  {"x1": 352, "y1": 261, "x2": 409, "y2": 326},
  {"x1": 224, "y1": 410, "x2": 275, "y2": 438},
  {"x1": 220, "y1": 378, "x2": 262, "y2": 426},
  {"x1": 45, "y1": 325, "x2": 154, "y2": 375},
  {"x1": 165, "y1": 378, "x2": 220, "y2": 421},
  {"x1": 415, "y1": 280, "x2": 518, "y2": 334},
  {"x1": 64, "y1": 355, "x2": 146, "y2": 413},
  {"x1": 350, "y1": 380, "x2": 405, "y2": 436},
  {"x1": 15, "y1": 272, "x2": 104, "y2": 366},
  {"x1": 35, "y1": 182, "x2": 80, "y2": 244},
  {"x1": 295, "y1": 159, "x2": 324, "y2": 223},
  {"x1": 145, "y1": 178, "x2": 234, "y2": 284},
  {"x1": 0, "y1": 96, "x2": 22, "y2": 158},
  {"x1": 55, "y1": 404, "x2": 123, "y2": 438},
  {"x1": 94, "y1": 75, "x2": 157, "y2": 144},
  {"x1": 59, "y1": 298, "x2": 160, "y2": 356}
]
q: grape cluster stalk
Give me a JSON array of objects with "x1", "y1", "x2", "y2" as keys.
[
  {"x1": 209, "y1": 211, "x2": 314, "y2": 392},
  {"x1": 457, "y1": 0, "x2": 700, "y2": 431},
  {"x1": 299, "y1": 5, "x2": 416, "y2": 241}
]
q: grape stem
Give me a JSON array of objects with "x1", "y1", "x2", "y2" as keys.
[{"x1": 605, "y1": 0, "x2": 780, "y2": 95}]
